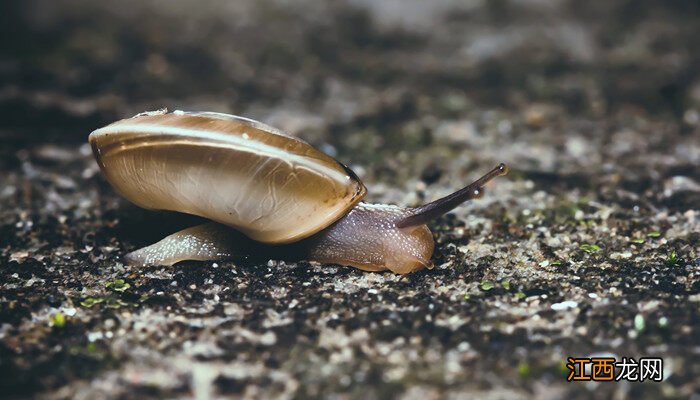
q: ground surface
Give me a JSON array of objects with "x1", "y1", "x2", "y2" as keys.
[{"x1": 1, "y1": 1, "x2": 699, "y2": 399}]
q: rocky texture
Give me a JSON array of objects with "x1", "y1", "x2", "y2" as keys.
[{"x1": 1, "y1": 1, "x2": 699, "y2": 399}]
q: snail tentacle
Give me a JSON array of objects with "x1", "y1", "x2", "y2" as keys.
[{"x1": 395, "y1": 163, "x2": 508, "y2": 228}]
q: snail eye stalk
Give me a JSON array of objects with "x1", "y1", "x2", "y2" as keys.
[{"x1": 395, "y1": 163, "x2": 508, "y2": 228}]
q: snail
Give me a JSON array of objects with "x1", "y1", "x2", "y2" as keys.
[{"x1": 89, "y1": 109, "x2": 508, "y2": 274}]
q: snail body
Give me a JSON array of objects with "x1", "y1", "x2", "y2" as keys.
[{"x1": 89, "y1": 110, "x2": 508, "y2": 274}]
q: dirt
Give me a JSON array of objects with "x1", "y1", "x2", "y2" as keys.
[{"x1": 1, "y1": 1, "x2": 699, "y2": 399}]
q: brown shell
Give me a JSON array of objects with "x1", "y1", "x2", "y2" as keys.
[{"x1": 89, "y1": 110, "x2": 366, "y2": 244}]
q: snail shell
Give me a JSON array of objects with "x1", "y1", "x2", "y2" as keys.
[{"x1": 89, "y1": 110, "x2": 366, "y2": 244}]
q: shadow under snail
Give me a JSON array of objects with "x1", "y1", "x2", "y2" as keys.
[{"x1": 89, "y1": 109, "x2": 508, "y2": 274}]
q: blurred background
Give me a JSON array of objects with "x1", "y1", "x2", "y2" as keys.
[
  {"x1": 3, "y1": 1, "x2": 700, "y2": 167},
  {"x1": 1, "y1": 1, "x2": 699, "y2": 399}
]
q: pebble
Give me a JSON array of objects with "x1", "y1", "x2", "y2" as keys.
[{"x1": 551, "y1": 301, "x2": 578, "y2": 311}]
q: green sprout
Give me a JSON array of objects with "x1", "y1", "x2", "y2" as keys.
[
  {"x1": 480, "y1": 281, "x2": 495, "y2": 291},
  {"x1": 579, "y1": 243, "x2": 601, "y2": 253},
  {"x1": 80, "y1": 295, "x2": 133, "y2": 309},
  {"x1": 647, "y1": 231, "x2": 661, "y2": 238},
  {"x1": 80, "y1": 297, "x2": 105, "y2": 308},
  {"x1": 51, "y1": 312, "x2": 66, "y2": 328},
  {"x1": 517, "y1": 362, "x2": 531, "y2": 378},
  {"x1": 666, "y1": 250, "x2": 678, "y2": 266},
  {"x1": 106, "y1": 279, "x2": 131, "y2": 292},
  {"x1": 104, "y1": 298, "x2": 128, "y2": 309},
  {"x1": 558, "y1": 361, "x2": 569, "y2": 376}
]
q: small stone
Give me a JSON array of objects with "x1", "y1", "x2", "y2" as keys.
[
  {"x1": 62, "y1": 307, "x2": 77, "y2": 316},
  {"x1": 634, "y1": 314, "x2": 645, "y2": 332},
  {"x1": 551, "y1": 301, "x2": 578, "y2": 311},
  {"x1": 10, "y1": 251, "x2": 29, "y2": 263}
]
